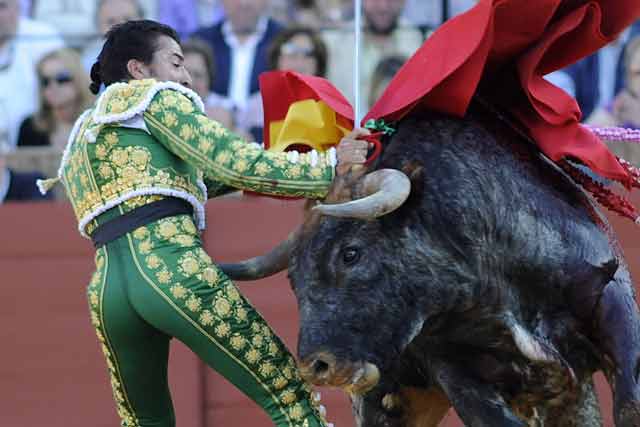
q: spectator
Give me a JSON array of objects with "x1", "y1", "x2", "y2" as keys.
[
  {"x1": 182, "y1": 38, "x2": 235, "y2": 128},
  {"x1": 587, "y1": 36, "x2": 640, "y2": 165},
  {"x1": 31, "y1": 0, "x2": 96, "y2": 48},
  {"x1": 0, "y1": 0, "x2": 64, "y2": 149},
  {"x1": 368, "y1": 55, "x2": 406, "y2": 109},
  {"x1": 568, "y1": 22, "x2": 640, "y2": 120},
  {"x1": 269, "y1": 0, "x2": 291, "y2": 25},
  {"x1": 82, "y1": 0, "x2": 144, "y2": 72},
  {"x1": 269, "y1": 26, "x2": 327, "y2": 77},
  {"x1": 191, "y1": 0, "x2": 283, "y2": 110},
  {"x1": 17, "y1": 48, "x2": 93, "y2": 149},
  {"x1": 322, "y1": 0, "x2": 424, "y2": 117},
  {"x1": 238, "y1": 26, "x2": 329, "y2": 141},
  {"x1": 288, "y1": 0, "x2": 336, "y2": 29},
  {"x1": 0, "y1": 140, "x2": 51, "y2": 202}
]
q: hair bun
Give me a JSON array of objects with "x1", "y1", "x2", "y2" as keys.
[
  {"x1": 89, "y1": 61, "x2": 102, "y2": 94},
  {"x1": 89, "y1": 81, "x2": 101, "y2": 95}
]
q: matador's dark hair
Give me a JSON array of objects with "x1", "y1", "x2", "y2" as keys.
[{"x1": 89, "y1": 20, "x2": 180, "y2": 94}]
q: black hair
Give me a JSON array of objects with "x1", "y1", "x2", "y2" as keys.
[{"x1": 89, "y1": 20, "x2": 180, "y2": 94}]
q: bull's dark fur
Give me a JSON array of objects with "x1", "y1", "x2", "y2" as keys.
[{"x1": 288, "y1": 103, "x2": 640, "y2": 426}]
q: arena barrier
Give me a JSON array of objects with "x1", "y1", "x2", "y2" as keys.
[{"x1": 1, "y1": 195, "x2": 638, "y2": 426}]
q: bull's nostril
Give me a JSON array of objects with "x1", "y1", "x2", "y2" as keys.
[{"x1": 312, "y1": 359, "x2": 330, "y2": 377}]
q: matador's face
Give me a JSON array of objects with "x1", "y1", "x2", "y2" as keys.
[{"x1": 146, "y1": 35, "x2": 193, "y2": 89}]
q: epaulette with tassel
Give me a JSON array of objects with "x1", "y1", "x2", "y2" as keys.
[
  {"x1": 36, "y1": 177, "x2": 61, "y2": 195},
  {"x1": 34, "y1": 109, "x2": 93, "y2": 195}
]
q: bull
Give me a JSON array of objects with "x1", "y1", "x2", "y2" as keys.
[{"x1": 221, "y1": 100, "x2": 640, "y2": 427}]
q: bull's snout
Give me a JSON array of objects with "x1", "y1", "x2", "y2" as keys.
[{"x1": 299, "y1": 351, "x2": 381, "y2": 395}]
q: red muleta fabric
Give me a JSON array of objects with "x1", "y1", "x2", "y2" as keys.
[
  {"x1": 365, "y1": 0, "x2": 640, "y2": 187},
  {"x1": 259, "y1": 0, "x2": 640, "y2": 219}
]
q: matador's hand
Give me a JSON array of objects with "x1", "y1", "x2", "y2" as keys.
[{"x1": 336, "y1": 128, "x2": 371, "y2": 176}]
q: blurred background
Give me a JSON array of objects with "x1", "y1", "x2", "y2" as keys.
[{"x1": 1, "y1": 0, "x2": 639, "y2": 426}]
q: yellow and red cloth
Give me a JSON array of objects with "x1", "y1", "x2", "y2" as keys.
[
  {"x1": 260, "y1": 0, "x2": 640, "y2": 187},
  {"x1": 259, "y1": 71, "x2": 354, "y2": 153}
]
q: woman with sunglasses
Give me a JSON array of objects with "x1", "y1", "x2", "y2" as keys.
[
  {"x1": 17, "y1": 48, "x2": 94, "y2": 149},
  {"x1": 38, "y1": 19, "x2": 368, "y2": 427},
  {"x1": 237, "y1": 26, "x2": 328, "y2": 142}
]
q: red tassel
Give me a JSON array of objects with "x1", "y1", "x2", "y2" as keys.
[
  {"x1": 618, "y1": 157, "x2": 640, "y2": 190},
  {"x1": 558, "y1": 160, "x2": 640, "y2": 225}
]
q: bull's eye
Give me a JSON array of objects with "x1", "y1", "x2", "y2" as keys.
[{"x1": 342, "y1": 247, "x2": 360, "y2": 265}]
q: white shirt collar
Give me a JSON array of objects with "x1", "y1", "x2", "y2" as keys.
[{"x1": 221, "y1": 16, "x2": 269, "y2": 108}]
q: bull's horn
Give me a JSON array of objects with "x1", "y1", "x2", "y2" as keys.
[
  {"x1": 218, "y1": 227, "x2": 300, "y2": 281},
  {"x1": 313, "y1": 169, "x2": 411, "y2": 220}
]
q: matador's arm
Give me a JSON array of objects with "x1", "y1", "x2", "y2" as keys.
[{"x1": 143, "y1": 89, "x2": 336, "y2": 199}]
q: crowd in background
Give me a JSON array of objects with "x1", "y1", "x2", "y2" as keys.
[{"x1": 0, "y1": 0, "x2": 639, "y2": 204}]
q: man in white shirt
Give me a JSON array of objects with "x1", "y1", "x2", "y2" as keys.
[
  {"x1": 192, "y1": 0, "x2": 283, "y2": 111},
  {"x1": 0, "y1": 0, "x2": 64, "y2": 149}
]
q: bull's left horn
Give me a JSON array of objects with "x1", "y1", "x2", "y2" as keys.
[
  {"x1": 313, "y1": 169, "x2": 411, "y2": 220},
  {"x1": 218, "y1": 226, "x2": 300, "y2": 281}
]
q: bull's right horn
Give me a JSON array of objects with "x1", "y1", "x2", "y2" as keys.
[{"x1": 313, "y1": 169, "x2": 411, "y2": 220}]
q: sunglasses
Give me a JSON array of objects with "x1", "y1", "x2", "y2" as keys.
[
  {"x1": 280, "y1": 42, "x2": 316, "y2": 58},
  {"x1": 40, "y1": 71, "x2": 73, "y2": 88}
]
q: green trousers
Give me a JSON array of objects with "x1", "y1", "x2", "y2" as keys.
[{"x1": 86, "y1": 212, "x2": 328, "y2": 427}]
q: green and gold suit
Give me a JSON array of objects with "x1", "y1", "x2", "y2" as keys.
[{"x1": 41, "y1": 79, "x2": 336, "y2": 427}]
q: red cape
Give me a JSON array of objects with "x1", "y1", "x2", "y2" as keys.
[{"x1": 365, "y1": 0, "x2": 640, "y2": 185}]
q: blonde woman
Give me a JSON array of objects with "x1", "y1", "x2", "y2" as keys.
[{"x1": 17, "y1": 48, "x2": 94, "y2": 149}]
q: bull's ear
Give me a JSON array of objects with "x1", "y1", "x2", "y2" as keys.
[
  {"x1": 402, "y1": 160, "x2": 425, "y2": 205},
  {"x1": 385, "y1": 160, "x2": 424, "y2": 222},
  {"x1": 402, "y1": 161, "x2": 424, "y2": 183}
]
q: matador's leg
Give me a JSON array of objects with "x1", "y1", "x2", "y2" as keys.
[
  {"x1": 87, "y1": 246, "x2": 176, "y2": 427},
  {"x1": 122, "y1": 215, "x2": 331, "y2": 427}
]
